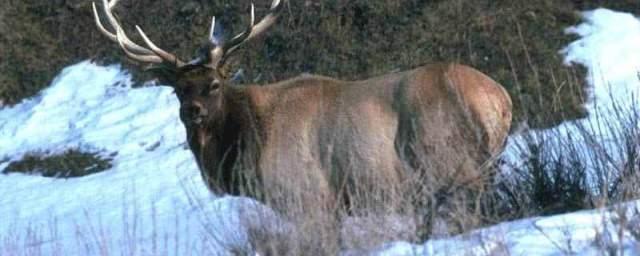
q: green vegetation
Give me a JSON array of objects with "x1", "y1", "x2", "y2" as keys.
[{"x1": 2, "y1": 149, "x2": 114, "y2": 178}]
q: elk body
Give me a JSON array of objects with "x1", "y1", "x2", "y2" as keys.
[{"x1": 93, "y1": 0, "x2": 512, "y2": 212}]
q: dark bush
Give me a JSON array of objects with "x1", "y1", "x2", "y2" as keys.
[
  {"x1": 497, "y1": 102, "x2": 640, "y2": 219},
  {"x1": 4, "y1": 0, "x2": 636, "y2": 128},
  {"x1": 2, "y1": 149, "x2": 114, "y2": 178}
]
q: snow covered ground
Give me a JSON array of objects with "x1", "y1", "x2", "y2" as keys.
[
  {"x1": 0, "y1": 7, "x2": 639, "y2": 256},
  {"x1": 378, "y1": 8, "x2": 640, "y2": 256},
  {"x1": 503, "y1": 8, "x2": 640, "y2": 172},
  {"x1": 0, "y1": 62, "x2": 280, "y2": 255}
]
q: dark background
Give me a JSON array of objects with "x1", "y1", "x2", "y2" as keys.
[{"x1": 1, "y1": 0, "x2": 639, "y2": 128}]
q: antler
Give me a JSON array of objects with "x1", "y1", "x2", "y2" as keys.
[
  {"x1": 93, "y1": 0, "x2": 284, "y2": 70},
  {"x1": 208, "y1": 0, "x2": 284, "y2": 68},
  {"x1": 92, "y1": 0, "x2": 185, "y2": 67}
]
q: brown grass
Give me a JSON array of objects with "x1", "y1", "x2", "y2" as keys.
[
  {"x1": 207, "y1": 37, "x2": 640, "y2": 254},
  {"x1": 3, "y1": 149, "x2": 114, "y2": 178},
  {"x1": 3, "y1": 1, "x2": 640, "y2": 254},
  {"x1": 3, "y1": 0, "x2": 627, "y2": 128},
  {"x1": 205, "y1": 126, "x2": 505, "y2": 255},
  {"x1": 222, "y1": 92, "x2": 640, "y2": 255}
]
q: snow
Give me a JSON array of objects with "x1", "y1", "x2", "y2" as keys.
[
  {"x1": 502, "y1": 8, "x2": 640, "y2": 174},
  {"x1": 0, "y1": 62, "x2": 279, "y2": 255},
  {"x1": 1, "y1": 7, "x2": 639, "y2": 256},
  {"x1": 377, "y1": 202, "x2": 640, "y2": 256},
  {"x1": 379, "y1": 8, "x2": 640, "y2": 256}
]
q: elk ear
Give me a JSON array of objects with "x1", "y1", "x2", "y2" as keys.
[{"x1": 230, "y1": 69, "x2": 246, "y2": 84}]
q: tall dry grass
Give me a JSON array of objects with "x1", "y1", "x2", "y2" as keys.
[
  {"x1": 197, "y1": 117, "x2": 506, "y2": 255},
  {"x1": 203, "y1": 62, "x2": 640, "y2": 255},
  {"x1": 0, "y1": 202, "x2": 213, "y2": 256},
  {"x1": 498, "y1": 59, "x2": 640, "y2": 218},
  {"x1": 3, "y1": 93, "x2": 638, "y2": 255}
]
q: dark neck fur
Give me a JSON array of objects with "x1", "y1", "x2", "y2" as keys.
[{"x1": 188, "y1": 87, "x2": 264, "y2": 195}]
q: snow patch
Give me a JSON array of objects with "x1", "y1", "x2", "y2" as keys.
[
  {"x1": 378, "y1": 8, "x2": 640, "y2": 256},
  {"x1": 1, "y1": 7, "x2": 640, "y2": 256},
  {"x1": 0, "y1": 61, "x2": 278, "y2": 254},
  {"x1": 503, "y1": 8, "x2": 640, "y2": 172}
]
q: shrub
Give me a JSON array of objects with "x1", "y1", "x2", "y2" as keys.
[
  {"x1": 1, "y1": 0, "x2": 608, "y2": 128},
  {"x1": 498, "y1": 90, "x2": 640, "y2": 218},
  {"x1": 2, "y1": 149, "x2": 114, "y2": 178}
]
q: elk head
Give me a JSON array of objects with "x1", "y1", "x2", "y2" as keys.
[{"x1": 92, "y1": 0, "x2": 283, "y2": 129}]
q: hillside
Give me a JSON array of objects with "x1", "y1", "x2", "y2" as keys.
[
  {"x1": 1, "y1": 6, "x2": 639, "y2": 255},
  {"x1": 2, "y1": 0, "x2": 638, "y2": 128}
]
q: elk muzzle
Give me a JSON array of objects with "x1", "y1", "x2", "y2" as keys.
[{"x1": 181, "y1": 102, "x2": 209, "y2": 126}]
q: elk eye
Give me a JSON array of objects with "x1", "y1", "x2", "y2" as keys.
[
  {"x1": 212, "y1": 81, "x2": 221, "y2": 89},
  {"x1": 209, "y1": 81, "x2": 221, "y2": 93},
  {"x1": 200, "y1": 82, "x2": 219, "y2": 96}
]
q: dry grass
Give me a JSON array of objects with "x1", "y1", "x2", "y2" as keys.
[
  {"x1": 4, "y1": 68, "x2": 637, "y2": 255},
  {"x1": 201, "y1": 125, "x2": 506, "y2": 255},
  {"x1": 1, "y1": 0, "x2": 608, "y2": 129},
  {"x1": 2, "y1": 99, "x2": 639, "y2": 254},
  {"x1": 0, "y1": 200, "x2": 211, "y2": 256},
  {"x1": 498, "y1": 82, "x2": 640, "y2": 220},
  {"x1": 2, "y1": 149, "x2": 114, "y2": 178},
  {"x1": 202, "y1": 56, "x2": 640, "y2": 255},
  {"x1": 2, "y1": 1, "x2": 640, "y2": 255}
]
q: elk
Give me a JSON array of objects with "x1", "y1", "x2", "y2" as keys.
[{"x1": 92, "y1": 0, "x2": 512, "y2": 213}]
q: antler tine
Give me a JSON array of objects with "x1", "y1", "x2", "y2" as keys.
[
  {"x1": 108, "y1": 0, "x2": 120, "y2": 8},
  {"x1": 115, "y1": 29, "x2": 164, "y2": 63},
  {"x1": 93, "y1": 0, "x2": 185, "y2": 66},
  {"x1": 209, "y1": 16, "x2": 221, "y2": 46},
  {"x1": 93, "y1": 0, "x2": 154, "y2": 55},
  {"x1": 223, "y1": 3, "x2": 256, "y2": 53},
  {"x1": 135, "y1": 26, "x2": 185, "y2": 66},
  {"x1": 211, "y1": 0, "x2": 284, "y2": 68},
  {"x1": 92, "y1": 2, "x2": 117, "y2": 42},
  {"x1": 245, "y1": 0, "x2": 283, "y2": 42}
]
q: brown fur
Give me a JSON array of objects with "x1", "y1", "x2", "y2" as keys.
[
  {"x1": 174, "y1": 62, "x2": 512, "y2": 212},
  {"x1": 92, "y1": 0, "x2": 512, "y2": 214}
]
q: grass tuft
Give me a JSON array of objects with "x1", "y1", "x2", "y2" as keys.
[
  {"x1": 2, "y1": 149, "x2": 115, "y2": 178},
  {"x1": 1, "y1": 0, "x2": 618, "y2": 128}
]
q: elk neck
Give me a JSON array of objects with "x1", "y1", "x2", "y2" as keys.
[{"x1": 187, "y1": 85, "x2": 264, "y2": 179}]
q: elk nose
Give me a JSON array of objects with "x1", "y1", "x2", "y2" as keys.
[{"x1": 182, "y1": 102, "x2": 208, "y2": 125}]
